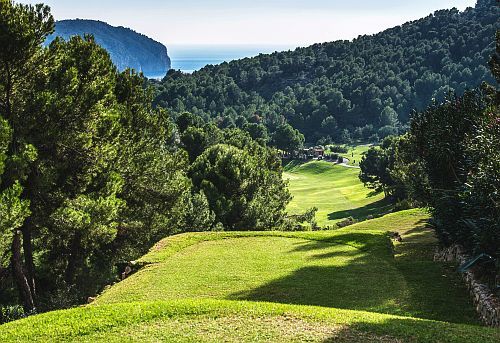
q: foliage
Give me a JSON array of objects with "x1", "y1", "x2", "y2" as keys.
[
  {"x1": 326, "y1": 145, "x2": 348, "y2": 154},
  {"x1": 359, "y1": 138, "x2": 395, "y2": 196},
  {"x1": 285, "y1": 206, "x2": 318, "y2": 231},
  {"x1": 0, "y1": 305, "x2": 25, "y2": 324},
  {"x1": 190, "y1": 144, "x2": 290, "y2": 231},
  {"x1": 409, "y1": 91, "x2": 491, "y2": 247},
  {"x1": 388, "y1": 32, "x2": 500, "y2": 262},
  {"x1": 271, "y1": 123, "x2": 304, "y2": 153},
  {"x1": 153, "y1": 1, "x2": 498, "y2": 143},
  {"x1": 0, "y1": 0, "x2": 292, "y2": 313}
]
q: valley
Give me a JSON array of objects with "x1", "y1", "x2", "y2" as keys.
[{"x1": 0, "y1": 1, "x2": 498, "y2": 341}]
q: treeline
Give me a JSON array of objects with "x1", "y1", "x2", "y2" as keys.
[
  {"x1": 152, "y1": 0, "x2": 498, "y2": 145},
  {"x1": 0, "y1": 1, "x2": 294, "y2": 317},
  {"x1": 360, "y1": 32, "x2": 500, "y2": 279}
]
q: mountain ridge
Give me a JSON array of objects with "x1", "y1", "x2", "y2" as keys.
[{"x1": 47, "y1": 19, "x2": 171, "y2": 78}]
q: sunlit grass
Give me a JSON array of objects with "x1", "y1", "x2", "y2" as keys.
[
  {"x1": 0, "y1": 210, "x2": 491, "y2": 342},
  {"x1": 1, "y1": 299, "x2": 497, "y2": 342},
  {"x1": 96, "y1": 236, "x2": 406, "y2": 315},
  {"x1": 345, "y1": 144, "x2": 371, "y2": 166},
  {"x1": 284, "y1": 160, "x2": 387, "y2": 227},
  {"x1": 94, "y1": 210, "x2": 477, "y2": 325}
]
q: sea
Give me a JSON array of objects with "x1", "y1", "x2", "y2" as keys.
[{"x1": 168, "y1": 44, "x2": 296, "y2": 74}]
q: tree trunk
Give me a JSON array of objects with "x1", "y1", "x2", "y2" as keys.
[
  {"x1": 11, "y1": 230, "x2": 35, "y2": 312},
  {"x1": 22, "y1": 220, "x2": 36, "y2": 303}
]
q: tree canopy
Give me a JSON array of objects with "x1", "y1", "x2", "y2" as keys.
[{"x1": 153, "y1": 0, "x2": 498, "y2": 144}]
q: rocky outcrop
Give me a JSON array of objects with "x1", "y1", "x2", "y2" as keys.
[
  {"x1": 434, "y1": 245, "x2": 500, "y2": 327},
  {"x1": 46, "y1": 19, "x2": 171, "y2": 79}
]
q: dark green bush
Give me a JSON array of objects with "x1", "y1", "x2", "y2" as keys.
[{"x1": 0, "y1": 305, "x2": 26, "y2": 324}]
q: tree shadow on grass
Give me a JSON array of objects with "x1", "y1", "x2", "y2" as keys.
[
  {"x1": 322, "y1": 317, "x2": 498, "y2": 343},
  {"x1": 366, "y1": 189, "x2": 383, "y2": 198},
  {"x1": 227, "y1": 236, "x2": 405, "y2": 315},
  {"x1": 391, "y1": 225, "x2": 480, "y2": 325},
  {"x1": 228, "y1": 261, "x2": 402, "y2": 313},
  {"x1": 228, "y1": 235, "x2": 481, "y2": 325},
  {"x1": 328, "y1": 198, "x2": 393, "y2": 221},
  {"x1": 283, "y1": 159, "x2": 307, "y2": 172}
]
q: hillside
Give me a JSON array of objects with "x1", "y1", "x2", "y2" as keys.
[
  {"x1": 46, "y1": 19, "x2": 171, "y2": 78},
  {"x1": 153, "y1": 0, "x2": 498, "y2": 143},
  {"x1": 2, "y1": 209, "x2": 499, "y2": 342}
]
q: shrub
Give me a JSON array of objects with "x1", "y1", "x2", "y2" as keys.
[
  {"x1": 336, "y1": 217, "x2": 358, "y2": 228},
  {"x1": 0, "y1": 305, "x2": 26, "y2": 324},
  {"x1": 327, "y1": 145, "x2": 349, "y2": 154}
]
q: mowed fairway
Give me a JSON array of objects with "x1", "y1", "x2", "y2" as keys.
[
  {"x1": 284, "y1": 160, "x2": 388, "y2": 227},
  {"x1": 93, "y1": 209, "x2": 478, "y2": 324},
  {"x1": 345, "y1": 144, "x2": 371, "y2": 166},
  {"x1": 1, "y1": 210, "x2": 496, "y2": 342}
]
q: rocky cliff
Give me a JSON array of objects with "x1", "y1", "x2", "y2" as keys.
[{"x1": 46, "y1": 19, "x2": 171, "y2": 78}]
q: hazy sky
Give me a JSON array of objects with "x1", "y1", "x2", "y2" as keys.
[{"x1": 21, "y1": 0, "x2": 477, "y2": 46}]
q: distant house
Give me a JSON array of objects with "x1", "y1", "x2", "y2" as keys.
[
  {"x1": 298, "y1": 146, "x2": 325, "y2": 160},
  {"x1": 314, "y1": 146, "x2": 325, "y2": 158}
]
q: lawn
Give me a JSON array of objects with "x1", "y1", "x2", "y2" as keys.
[
  {"x1": 345, "y1": 144, "x2": 372, "y2": 166},
  {"x1": 1, "y1": 300, "x2": 498, "y2": 343},
  {"x1": 324, "y1": 144, "x2": 372, "y2": 166},
  {"x1": 0, "y1": 209, "x2": 494, "y2": 342},
  {"x1": 94, "y1": 209, "x2": 477, "y2": 325},
  {"x1": 284, "y1": 160, "x2": 388, "y2": 227}
]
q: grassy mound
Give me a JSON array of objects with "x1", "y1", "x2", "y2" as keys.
[
  {"x1": 1, "y1": 210, "x2": 494, "y2": 342},
  {"x1": 93, "y1": 210, "x2": 476, "y2": 325},
  {"x1": 284, "y1": 160, "x2": 388, "y2": 227},
  {"x1": 1, "y1": 299, "x2": 498, "y2": 343}
]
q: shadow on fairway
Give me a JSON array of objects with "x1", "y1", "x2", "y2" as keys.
[
  {"x1": 327, "y1": 198, "x2": 393, "y2": 221},
  {"x1": 322, "y1": 317, "x2": 495, "y2": 343},
  {"x1": 229, "y1": 234, "x2": 480, "y2": 325}
]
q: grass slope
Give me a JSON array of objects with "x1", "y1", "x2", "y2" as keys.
[
  {"x1": 0, "y1": 210, "x2": 494, "y2": 342},
  {"x1": 1, "y1": 300, "x2": 498, "y2": 343},
  {"x1": 284, "y1": 160, "x2": 388, "y2": 227},
  {"x1": 346, "y1": 144, "x2": 371, "y2": 166},
  {"x1": 94, "y1": 209, "x2": 477, "y2": 325}
]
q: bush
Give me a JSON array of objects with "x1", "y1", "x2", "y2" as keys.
[
  {"x1": 0, "y1": 305, "x2": 26, "y2": 324},
  {"x1": 378, "y1": 125, "x2": 399, "y2": 139},
  {"x1": 368, "y1": 134, "x2": 380, "y2": 143},
  {"x1": 336, "y1": 217, "x2": 358, "y2": 228},
  {"x1": 327, "y1": 145, "x2": 349, "y2": 154},
  {"x1": 285, "y1": 207, "x2": 318, "y2": 231}
]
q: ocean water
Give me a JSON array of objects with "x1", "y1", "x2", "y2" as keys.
[{"x1": 168, "y1": 44, "x2": 296, "y2": 73}]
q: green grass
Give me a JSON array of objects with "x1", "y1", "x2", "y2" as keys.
[
  {"x1": 324, "y1": 144, "x2": 371, "y2": 166},
  {"x1": 1, "y1": 300, "x2": 498, "y2": 343},
  {"x1": 94, "y1": 209, "x2": 478, "y2": 325},
  {"x1": 0, "y1": 145, "x2": 491, "y2": 342},
  {"x1": 284, "y1": 160, "x2": 388, "y2": 227},
  {"x1": 345, "y1": 144, "x2": 371, "y2": 166},
  {"x1": 0, "y1": 209, "x2": 493, "y2": 342}
]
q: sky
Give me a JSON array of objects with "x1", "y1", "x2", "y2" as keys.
[{"x1": 21, "y1": 0, "x2": 477, "y2": 47}]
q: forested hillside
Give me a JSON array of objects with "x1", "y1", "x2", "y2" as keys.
[
  {"x1": 47, "y1": 19, "x2": 171, "y2": 78},
  {"x1": 154, "y1": 0, "x2": 498, "y2": 143}
]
